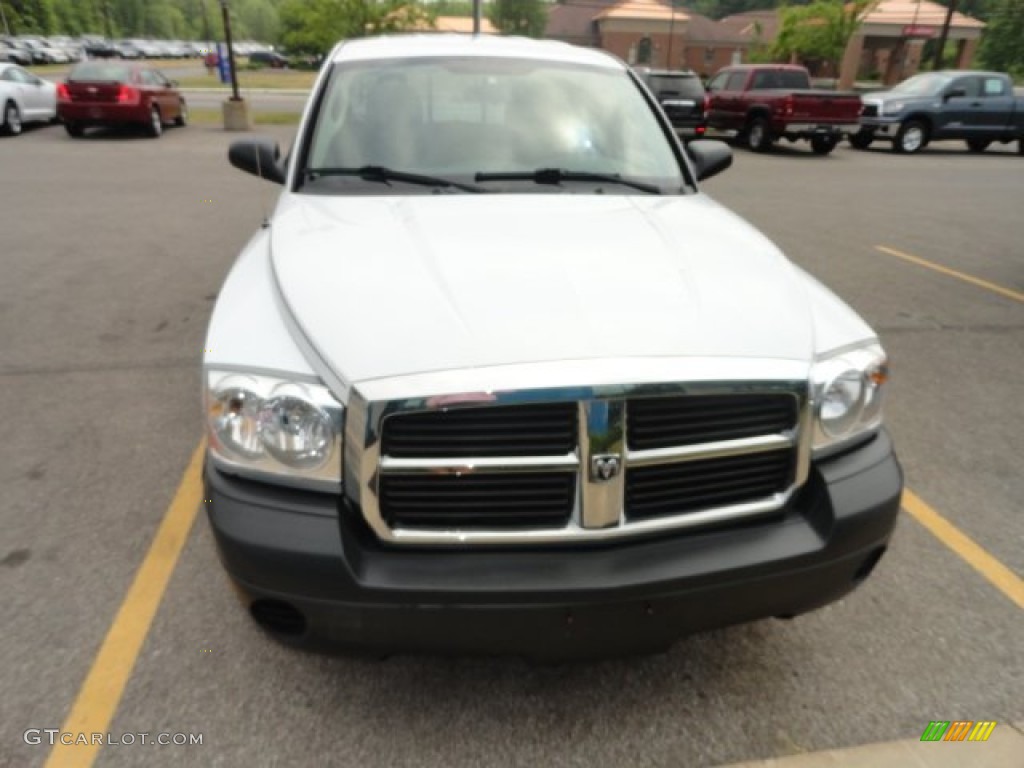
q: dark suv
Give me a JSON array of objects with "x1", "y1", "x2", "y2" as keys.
[
  {"x1": 635, "y1": 67, "x2": 708, "y2": 139},
  {"x1": 249, "y1": 51, "x2": 289, "y2": 69}
]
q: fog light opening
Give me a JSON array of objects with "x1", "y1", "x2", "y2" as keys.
[
  {"x1": 853, "y1": 546, "x2": 886, "y2": 584},
  {"x1": 250, "y1": 599, "x2": 307, "y2": 636}
]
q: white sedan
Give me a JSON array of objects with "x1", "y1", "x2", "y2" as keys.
[{"x1": 0, "y1": 63, "x2": 57, "y2": 136}]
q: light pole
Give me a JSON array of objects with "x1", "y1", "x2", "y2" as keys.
[
  {"x1": 220, "y1": 0, "x2": 241, "y2": 101},
  {"x1": 473, "y1": 0, "x2": 482, "y2": 34},
  {"x1": 219, "y1": 0, "x2": 250, "y2": 130}
]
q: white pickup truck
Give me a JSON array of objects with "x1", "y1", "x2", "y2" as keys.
[{"x1": 203, "y1": 34, "x2": 902, "y2": 659}]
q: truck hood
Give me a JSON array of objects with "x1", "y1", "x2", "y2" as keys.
[{"x1": 269, "y1": 193, "x2": 816, "y2": 384}]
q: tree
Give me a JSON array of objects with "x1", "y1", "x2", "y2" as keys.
[
  {"x1": 770, "y1": 0, "x2": 868, "y2": 74},
  {"x1": 979, "y1": 0, "x2": 1024, "y2": 77},
  {"x1": 236, "y1": 0, "x2": 280, "y2": 42},
  {"x1": 279, "y1": 0, "x2": 428, "y2": 55},
  {"x1": 488, "y1": 0, "x2": 547, "y2": 37}
]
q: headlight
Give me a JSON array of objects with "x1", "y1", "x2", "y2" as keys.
[
  {"x1": 811, "y1": 343, "x2": 888, "y2": 456},
  {"x1": 205, "y1": 370, "x2": 344, "y2": 489},
  {"x1": 882, "y1": 101, "x2": 906, "y2": 115}
]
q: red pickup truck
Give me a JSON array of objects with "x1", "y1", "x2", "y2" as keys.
[{"x1": 706, "y1": 65, "x2": 862, "y2": 155}]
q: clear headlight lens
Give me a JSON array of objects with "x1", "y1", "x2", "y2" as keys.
[
  {"x1": 883, "y1": 100, "x2": 906, "y2": 115},
  {"x1": 209, "y1": 377, "x2": 264, "y2": 459},
  {"x1": 205, "y1": 370, "x2": 344, "y2": 489},
  {"x1": 811, "y1": 343, "x2": 888, "y2": 456},
  {"x1": 258, "y1": 384, "x2": 334, "y2": 469}
]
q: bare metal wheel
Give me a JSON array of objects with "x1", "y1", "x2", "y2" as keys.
[
  {"x1": 893, "y1": 120, "x2": 927, "y2": 154},
  {"x1": 175, "y1": 99, "x2": 188, "y2": 127},
  {"x1": 2, "y1": 101, "x2": 22, "y2": 136},
  {"x1": 746, "y1": 116, "x2": 772, "y2": 153},
  {"x1": 147, "y1": 105, "x2": 163, "y2": 138}
]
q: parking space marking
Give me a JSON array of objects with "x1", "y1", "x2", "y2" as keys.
[
  {"x1": 875, "y1": 245, "x2": 1024, "y2": 303},
  {"x1": 45, "y1": 440, "x2": 206, "y2": 768},
  {"x1": 903, "y1": 488, "x2": 1024, "y2": 611}
]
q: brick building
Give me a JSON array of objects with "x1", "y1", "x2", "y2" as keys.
[{"x1": 545, "y1": 0, "x2": 752, "y2": 78}]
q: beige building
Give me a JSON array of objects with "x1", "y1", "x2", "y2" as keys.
[
  {"x1": 840, "y1": 0, "x2": 985, "y2": 87},
  {"x1": 722, "y1": 0, "x2": 986, "y2": 88}
]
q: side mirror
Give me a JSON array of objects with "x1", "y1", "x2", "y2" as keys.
[
  {"x1": 229, "y1": 137, "x2": 286, "y2": 184},
  {"x1": 945, "y1": 88, "x2": 966, "y2": 100},
  {"x1": 687, "y1": 139, "x2": 732, "y2": 182},
  {"x1": 169, "y1": 79, "x2": 178, "y2": 87}
]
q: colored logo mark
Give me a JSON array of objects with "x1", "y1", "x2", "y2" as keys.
[{"x1": 920, "y1": 720, "x2": 997, "y2": 742}]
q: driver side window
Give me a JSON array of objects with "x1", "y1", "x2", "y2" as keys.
[{"x1": 706, "y1": 72, "x2": 728, "y2": 93}]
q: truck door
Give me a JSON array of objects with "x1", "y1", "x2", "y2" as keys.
[
  {"x1": 939, "y1": 75, "x2": 981, "y2": 139},
  {"x1": 971, "y1": 76, "x2": 1015, "y2": 138}
]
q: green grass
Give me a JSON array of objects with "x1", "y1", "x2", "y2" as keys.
[
  {"x1": 188, "y1": 108, "x2": 300, "y2": 126},
  {"x1": 175, "y1": 70, "x2": 316, "y2": 90},
  {"x1": 28, "y1": 58, "x2": 188, "y2": 75}
]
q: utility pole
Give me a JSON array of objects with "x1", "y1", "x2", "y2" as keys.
[
  {"x1": 932, "y1": 0, "x2": 959, "y2": 70},
  {"x1": 473, "y1": 0, "x2": 482, "y2": 34},
  {"x1": 220, "y1": 0, "x2": 241, "y2": 101}
]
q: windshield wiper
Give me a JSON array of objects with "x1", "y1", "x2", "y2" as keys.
[
  {"x1": 474, "y1": 168, "x2": 662, "y2": 194},
  {"x1": 303, "y1": 165, "x2": 485, "y2": 193}
]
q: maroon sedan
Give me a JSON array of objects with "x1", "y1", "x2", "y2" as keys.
[{"x1": 57, "y1": 62, "x2": 187, "y2": 138}]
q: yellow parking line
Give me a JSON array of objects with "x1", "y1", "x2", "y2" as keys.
[
  {"x1": 875, "y1": 245, "x2": 1024, "y2": 303},
  {"x1": 903, "y1": 488, "x2": 1024, "y2": 611},
  {"x1": 45, "y1": 440, "x2": 206, "y2": 768}
]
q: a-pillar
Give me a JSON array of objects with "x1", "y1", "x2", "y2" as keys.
[{"x1": 839, "y1": 33, "x2": 865, "y2": 90}]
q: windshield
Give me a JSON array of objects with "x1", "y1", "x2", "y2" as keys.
[
  {"x1": 304, "y1": 57, "x2": 685, "y2": 193},
  {"x1": 890, "y1": 73, "x2": 952, "y2": 97},
  {"x1": 647, "y1": 74, "x2": 704, "y2": 99},
  {"x1": 69, "y1": 62, "x2": 132, "y2": 82}
]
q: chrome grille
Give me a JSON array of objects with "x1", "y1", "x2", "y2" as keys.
[
  {"x1": 380, "y1": 473, "x2": 576, "y2": 529},
  {"x1": 861, "y1": 104, "x2": 879, "y2": 118},
  {"x1": 628, "y1": 393, "x2": 798, "y2": 450},
  {"x1": 346, "y1": 371, "x2": 811, "y2": 546},
  {"x1": 382, "y1": 402, "x2": 577, "y2": 458},
  {"x1": 625, "y1": 450, "x2": 794, "y2": 521}
]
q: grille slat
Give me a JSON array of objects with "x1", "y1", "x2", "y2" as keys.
[
  {"x1": 382, "y1": 403, "x2": 577, "y2": 458},
  {"x1": 626, "y1": 451, "x2": 794, "y2": 521},
  {"x1": 380, "y1": 473, "x2": 575, "y2": 529},
  {"x1": 628, "y1": 394, "x2": 797, "y2": 450}
]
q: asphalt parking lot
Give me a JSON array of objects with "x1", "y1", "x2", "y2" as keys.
[{"x1": 1, "y1": 122, "x2": 1021, "y2": 768}]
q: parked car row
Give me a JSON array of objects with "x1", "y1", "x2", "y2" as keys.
[
  {"x1": 79, "y1": 36, "x2": 274, "y2": 61},
  {"x1": 640, "y1": 63, "x2": 1023, "y2": 157},
  {"x1": 0, "y1": 61, "x2": 186, "y2": 139},
  {"x1": 1, "y1": 36, "x2": 80, "y2": 65},
  {"x1": 1, "y1": 34, "x2": 278, "y2": 64}
]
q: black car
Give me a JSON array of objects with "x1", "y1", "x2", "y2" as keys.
[
  {"x1": 635, "y1": 67, "x2": 708, "y2": 139},
  {"x1": 248, "y1": 51, "x2": 289, "y2": 69},
  {"x1": 82, "y1": 39, "x2": 119, "y2": 59}
]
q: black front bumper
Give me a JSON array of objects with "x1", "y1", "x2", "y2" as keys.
[{"x1": 205, "y1": 431, "x2": 902, "y2": 659}]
